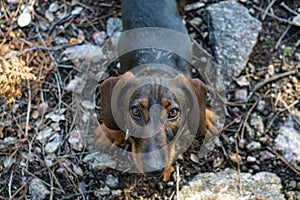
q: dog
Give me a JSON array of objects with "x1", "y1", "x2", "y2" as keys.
[{"x1": 94, "y1": 0, "x2": 218, "y2": 181}]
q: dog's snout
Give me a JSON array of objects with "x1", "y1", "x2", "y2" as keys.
[{"x1": 141, "y1": 149, "x2": 166, "y2": 174}]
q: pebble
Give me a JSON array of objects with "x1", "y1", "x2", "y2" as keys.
[
  {"x1": 45, "y1": 10, "x2": 54, "y2": 22},
  {"x1": 246, "y1": 156, "x2": 256, "y2": 162},
  {"x1": 234, "y1": 89, "x2": 248, "y2": 102},
  {"x1": 111, "y1": 189, "x2": 122, "y2": 197},
  {"x1": 93, "y1": 31, "x2": 106, "y2": 46},
  {"x1": 106, "y1": 174, "x2": 119, "y2": 188},
  {"x1": 48, "y1": 2, "x2": 61, "y2": 13},
  {"x1": 97, "y1": 185, "x2": 110, "y2": 196},
  {"x1": 185, "y1": 2, "x2": 205, "y2": 11},
  {"x1": 259, "y1": 150, "x2": 275, "y2": 161},
  {"x1": 246, "y1": 141, "x2": 261, "y2": 152},
  {"x1": 7, "y1": 0, "x2": 19, "y2": 4},
  {"x1": 29, "y1": 178, "x2": 50, "y2": 200},
  {"x1": 289, "y1": 180, "x2": 297, "y2": 189},
  {"x1": 106, "y1": 18, "x2": 123, "y2": 37},
  {"x1": 18, "y1": 12, "x2": 31, "y2": 27},
  {"x1": 167, "y1": 182, "x2": 174, "y2": 187},
  {"x1": 250, "y1": 113, "x2": 264, "y2": 137},
  {"x1": 256, "y1": 100, "x2": 266, "y2": 112},
  {"x1": 246, "y1": 123, "x2": 255, "y2": 139}
]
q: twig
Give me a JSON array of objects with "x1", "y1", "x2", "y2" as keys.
[
  {"x1": 25, "y1": 80, "x2": 31, "y2": 138},
  {"x1": 36, "y1": 26, "x2": 63, "y2": 86},
  {"x1": 264, "y1": 110, "x2": 283, "y2": 133},
  {"x1": 275, "y1": 24, "x2": 291, "y2": 49},
  {"x1": 253, "y1": 5, "x2": 293, "y2": 24},
  {"x1": 267, "y1": 147, "x2": 300, "y2": 175},
  {"x1": 262, "y1": 0, "x2": 277, "y2": 20},
  {"x1": 240, "y1": 96, "x2": 262, "y2": 141},
  {"x1": 8, "y1": 170, "x2": 13, "y2": 198},
  {"x1": 176, "y1": 164, "x2": 180, "y2": 198},
  {"x1": 247, "y1": 69, "x2": 298, "y2": 101},
  {"x1": 280, "y1": 99, "x2": 300, "y2": 126},
  {"x1": 16, "y1": 43, "x2": 78, "y2": 56},
  {"x1": 280, "y1": 2, "x2": 299, "y2": 15},
  {"x1": 54, "y1": 72, "x2": 62, "y2": 109},
  {"x1": 9, "y1": 183, "x2": 27, "y2": 200},
  {"x1": 234, "y1": 138, "x2": 242, "y2": 195}
]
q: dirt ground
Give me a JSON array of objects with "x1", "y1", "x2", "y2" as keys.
[{"x1": 0, "y1": 0, "x2": 299, "y2": 199}]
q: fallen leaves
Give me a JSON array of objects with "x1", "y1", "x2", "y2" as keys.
[{"x1": 0, "y1": 45, "x2": 36, "y2": 103}]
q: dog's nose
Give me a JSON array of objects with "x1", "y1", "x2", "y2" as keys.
[{"x1": 145, "y1": 168, "x2": 165, "y2": 177}]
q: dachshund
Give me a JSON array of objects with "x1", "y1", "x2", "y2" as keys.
[{"x1": 94, "y1": 0, "x2": 218, "y2": 181}]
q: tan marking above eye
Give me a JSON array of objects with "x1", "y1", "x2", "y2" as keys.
[
  {"x1": 140, "y1": 98, "x2": 149, "y2": 109},
  {"x1": 161, "y1": 98, "x2": 171, "y2": 107}
]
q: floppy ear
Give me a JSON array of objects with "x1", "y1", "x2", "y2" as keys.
[
  {"x1": 171, "y1": 74, "x2": 208, "y2": 136},
  {"x1": 100, "y1": 76, "x2": 123, "y2": 130},
  {"x1": 189, "y1": 78, "x2": 208, "y2": 136},
  {"x1": 100, "y1": 72, "x2": 135, "y2": 130}
]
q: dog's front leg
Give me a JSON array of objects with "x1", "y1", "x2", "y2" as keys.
[{"x1": 94, "y1": 124, "x2": 125, "y2": 149}]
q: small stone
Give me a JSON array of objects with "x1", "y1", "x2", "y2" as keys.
[
  {"x1": 54, "y1": 36, "x2": 69, "y2": 45},
  {"x1": 93, "y1": 31, "x2": 106, "y2": 46},
  {"x1": 48, "y1": 2, "x2": 60, "y2": 13},
  {"x1": 292, "y1": 15, "x2": 300, "y2": 26},
  {"x1": 106, "y1": 174, "x2": 119, "y2": 188},
  {"x1": 18, "y1": 12, "x2": 31, "y2": 27},
  {"x1": 247, "y1": 156, "x2": 256, "y2": 162},
  {"x1": 7, "y1": 0, "x2": 19, "y2": 4},
  {"x1": 189, "y1": 17, "x2": 203, "y2": 27},
  {"x1": 246, "y1": 141, "x2": 261, "y2": 152},
  {"x1": 246, "y1": 123, "x2": 255, "y2": 139},
  {"x1": 45, "y1": 10, "x2": 54, "y2": 22},
  {"x1": 106, "y1": 18, "x2": 123, "y2": 37},
  {"x1": 289, "y1": 180, "x2": 297, "y2": 189},
  {"x1": 45, "y1": 136, "x2": 61, "y2": 153},
  {"x1": 111, "y1": 189, "x2": 122, "y2": 197},
  {"x1": 250, "y1": 113, "x2": 264, "y2": 137},
  {"x1": 234, "y1": 89, "x2": 248, "y2": 101},
  {"x1": 236, "y1": 75, "x2": 250, "y2": 86},
  {"x1": 256, "y1": 100, "x2": 266, "y2": 112},
  {"x1": 167, "y1": 181, "x2": 174, "y2": 187},
  {"x1": 29, "y1": 178, "x2": 50, "y2": 200},
  {"x1": 98, "y1": 185, "x2": 110, "y2": 196},
  {"x1": 71, "y1": 7, "x2": 83, "y2": 15},
  {"x1": 252, "y1": 164, "x2": 260, "y2": 171},
  {"x1": 190, "y1": 153, "x2": 199, "y2": 163},
  {"x1": 185, "y1": 2, "x2": 205, "y2": 11}
]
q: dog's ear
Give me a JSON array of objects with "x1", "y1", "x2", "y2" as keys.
[
  {"x1": 100, "y1": 72, "x2": 134, "y2": 130},
  {"x1": 171, "y1": 74, "x2": 208, "y2": 136},
  {"x1": 189, "y1": 78, "x2": 208, "y2": 136}
]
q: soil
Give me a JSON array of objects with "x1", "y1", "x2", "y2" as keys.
[{"x1": 0, "y1": 0, "x2": 299, "y2": 199}]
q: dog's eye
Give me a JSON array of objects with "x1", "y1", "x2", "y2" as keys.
[
  {"x1": 167, "y1": 108, "x2": 180, "y2": 120},
  {"x1": 130, "y1": 106, "x2": 141, "y2": 119}
]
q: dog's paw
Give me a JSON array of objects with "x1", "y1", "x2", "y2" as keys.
[
  {"x1": 94, "y1": 124, "x2": 125, "y2": 149},
  {"x1": 205, "y1": 109, "x2": 219, "y2": 138}
]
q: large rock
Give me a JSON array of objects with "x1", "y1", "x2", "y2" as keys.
[
  {"x1": 275, "y1": 125, "x2": 300, "y2": 163},
  {"x1": 203, "y1": 1, "x2": 262, "y2": 86},
  {"x1": 178, "y1": 168, "x2": 284, "y2": 200}
]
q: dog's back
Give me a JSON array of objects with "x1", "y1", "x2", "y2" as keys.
[{"x1": 119, "y1": 0, "x2": 192, "y2": 76}]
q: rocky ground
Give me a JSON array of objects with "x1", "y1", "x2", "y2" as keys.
[{"x1": 0, "y1": 0, "x2": 299, "y2": 199}]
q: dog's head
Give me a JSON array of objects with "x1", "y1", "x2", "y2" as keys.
[{"x1": 100, "y1": 72, "x2": 207, "y2": 177}]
